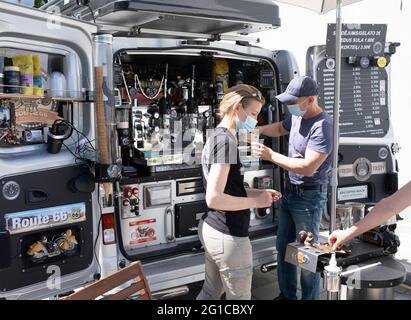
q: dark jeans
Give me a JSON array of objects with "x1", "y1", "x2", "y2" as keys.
[{"x1": 276, "y1": 188, "x2": 328, "y2": 300}]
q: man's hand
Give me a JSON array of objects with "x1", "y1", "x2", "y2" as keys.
[
  {"x1": 328, "y1": 229, "x2": 350, "y2": 251},
  {"x1": 252, "y1": 142, "x2": 328, "y2": 177},
  {"x1": 251, "y1": 142, "x2": 274, "y2": 161}
]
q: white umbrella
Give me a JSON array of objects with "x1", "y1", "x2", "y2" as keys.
[
  {"x1": 274, "y1": 0, "x2": 365, "y2": 233},
  {"x1": 275, "y1": 0, "x2": 364, "y2": 14}
]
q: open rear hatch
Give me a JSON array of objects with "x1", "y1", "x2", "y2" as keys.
[{"x1": 43, "y1": 0, "x2": 280, "y2": 37}]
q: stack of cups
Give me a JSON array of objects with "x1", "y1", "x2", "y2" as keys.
[
  {"x1": 335, "y1": 204, "x2": 353, "y2": 230},
  {"x1": 345, "y1": 202, "x2": 365, "y2": 237},
  {"x1": 345, "y1": 202, "x2": 365, "y2": 224},
  {"x1": 364, "y1": 203, "x2": 375, "y2": 216}
]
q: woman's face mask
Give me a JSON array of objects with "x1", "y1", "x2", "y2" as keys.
[
  {"x1": 236, "y1": 107, "x2": 258, "y2": 133},
  {"x1": 287, "y1": 98, "x2": 308, "y2": 117}
]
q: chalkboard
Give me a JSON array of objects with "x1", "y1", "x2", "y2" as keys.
[
  {"x1": 326, "y1": 24, "x2": 387, "y2": 58},
  {"x1": 317, "y1": 58, "x2": 389, "y2": 138}
]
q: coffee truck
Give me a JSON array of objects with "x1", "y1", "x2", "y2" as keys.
[{"x1": 0, "y1": 0, "x2": 399, "y2": 299}]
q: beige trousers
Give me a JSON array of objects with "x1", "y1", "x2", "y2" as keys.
[{"x1": 196, "y1": 219, "x2": 253, "y2": 300}]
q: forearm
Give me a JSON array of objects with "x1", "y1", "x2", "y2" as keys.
[
  {"x1": 207, "y1": 192, "x2": 256, "y2": 211},
  {"x1": 245, "y1": 188, "x2": 262, "y2": 197},
  {"x1": 269, "y1": 151, "x2": 312, "y2": 176},
  {"x1": 258, "y1": 124, "x2": 281, "y2": 138},
  {"x1": 342, "y1": 181, "x2": 411, "y2": 241}
]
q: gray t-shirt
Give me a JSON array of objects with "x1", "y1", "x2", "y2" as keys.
[{"x1": 282, "y1": 112, "x2": 333, "y2": 185}]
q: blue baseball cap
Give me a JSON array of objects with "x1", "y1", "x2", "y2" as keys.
[{"x1": 276, "y1": 76, "x2": 319, "y2": 104}]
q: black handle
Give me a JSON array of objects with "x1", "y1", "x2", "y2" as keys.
[{"x1": 26, "y1": 189, "x2": 48, "y2": 204}]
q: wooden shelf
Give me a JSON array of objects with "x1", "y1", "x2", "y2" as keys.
[{"x1": 0, "y1": 93, "x2": 85, "y2": 103}]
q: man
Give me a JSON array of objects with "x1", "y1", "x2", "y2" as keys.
[{"x1": 252, "y1": 76, "x2": 333, "y2": 300}]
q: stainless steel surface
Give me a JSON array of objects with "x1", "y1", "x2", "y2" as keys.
[
  {"x1": 340, "y1": 262, "x2": 382, "y2": 277},
  {"x1": 285, "y1": 241, "x2": 325, "y2": 273},
  {"x1": 330, "y1": 0, "x2": 343, "y2": 234},
  {"x1": 323, "y1": 270, "x2": 342, "y2": 293},
  {"x1": 260, "y1": 261, "x2": 277, "y2": 273},
  {"x1": 152, "y1": 286, "x2": 190, "y2": 300},
  {"x1": 120, "y1": 177, "x2": 206, "y2": 255},
  {"x1": 165, "y1": 206, "x2": 175, "y2": 242},
  {"x1": 177, "y1": 179, "x2": 203, "y2": 196},
  {"x1": 144, "y1": 184, "x2": 172, "y2": 208},
  {"x1": 121, "y1": 180, "x2": 176, "y2": 251},
  {"x1": 347, "y1": 287, "x2": 395, "y2": 300}
]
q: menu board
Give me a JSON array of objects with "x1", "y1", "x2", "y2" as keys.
[
  {"x1": 326, "y1": 24, "x2": 387, "y2": 57},
  {"x1": 317, "y1": 59, "x2": 389, "y2": 137}
]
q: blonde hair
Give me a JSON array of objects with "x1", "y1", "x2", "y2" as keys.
[{"x1": 218, "y1": 84, "x2": 265, "y2": 127}]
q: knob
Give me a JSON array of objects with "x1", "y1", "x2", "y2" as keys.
[
  {"x1": 119, "y1": 260, "x2": 126, "y2": 269},
  {"x1": 123, "y1": 187, "x2": 132, "y2": 198},
  {"x1": 257, "y1": 207, "x2": 271, "y2": 218},
  {"x1": 132, "y1": 206, "x2": 140, "y2": 216}
]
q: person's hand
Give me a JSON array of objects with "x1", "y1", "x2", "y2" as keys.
[
  {"x1": 255, "y1": 190, "x2": 274, "y2": 208},
  {"x1": 328, "y1": 229, "x2": 350, "y2": 251},
  {"x1": 251, "y1": 142, "x2": 273, "y2": 161},
  {"x1": 266, "y1": 189, "x2": 282, "y2": 202}
]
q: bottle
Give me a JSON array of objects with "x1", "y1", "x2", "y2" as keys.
[
  {"x1": 4, "y1": 66, "x2": 21, "y2": 94},
  {"x1": 12, "y1": 54, "x2": 34, "y2": 95},
  {"x1": 32, "y1": 55, "x2": 44, "y2": 96},
  {"x1": 324, "y1": 253, "x2": 342, "y2": 294},
  {"x1": 326, "y1": 253, "x2": 340, "y2": 273},
  {"x1": 212, "y1": 58, "x2": 229, "y2": 102},
  {"x1": 49, "y1": 71, "x2": 66, "y2": 97}
]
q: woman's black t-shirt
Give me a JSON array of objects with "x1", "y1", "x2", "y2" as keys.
[{"x1": 201, "y1": 127, "x2": 250, "y2": 237}]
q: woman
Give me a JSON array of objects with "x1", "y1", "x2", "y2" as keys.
[
  {"x1": 329, "y1": 180, "x2": 411, "y2": 250},
  {"x1": 197, "y1": 84, "x2": 282, "y2": 300}
]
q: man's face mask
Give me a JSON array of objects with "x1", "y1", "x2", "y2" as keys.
[
  {"x1": 236, "y1": 107, "x2": 257, "y2": 133},
  {"x1": 287, "y1": 98, "x2": 308, "y2": 117}
]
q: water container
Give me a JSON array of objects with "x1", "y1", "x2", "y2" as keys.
[{"x1": 49, "y1": 71, "x2": 66, "y2": 97}]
